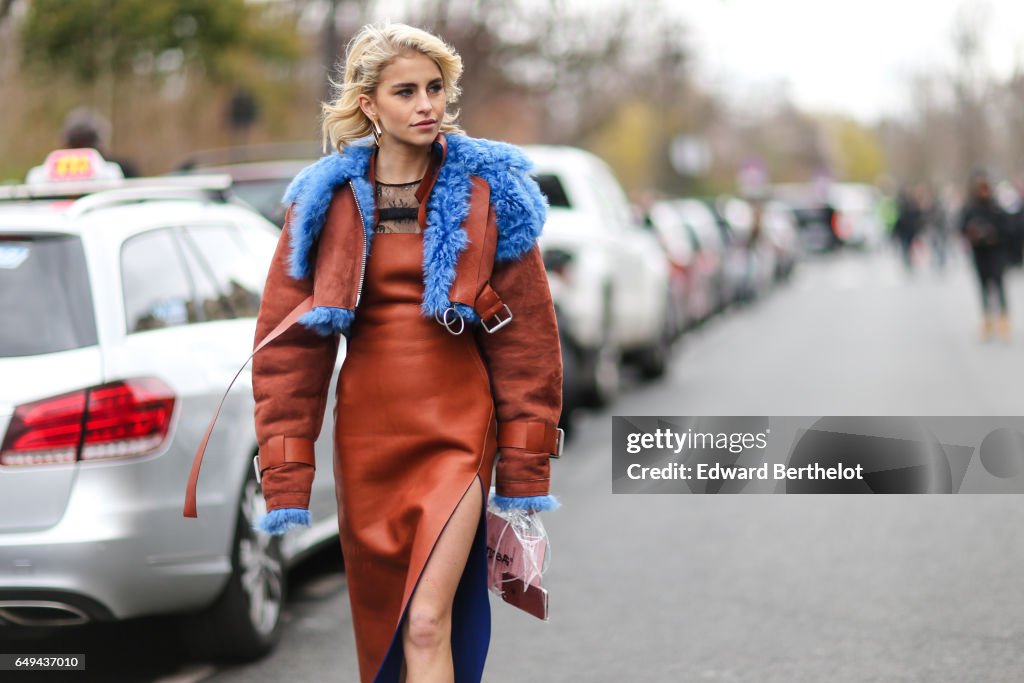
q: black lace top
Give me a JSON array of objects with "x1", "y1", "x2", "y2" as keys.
[{"x1": 374, "y1": 179, "x2": 422, "y2": 234}]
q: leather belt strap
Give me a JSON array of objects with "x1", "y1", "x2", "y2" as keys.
[
  {"x1": 257, "y1": 435, "x2": 316, "y2": 470},
  {"x1": 497, "y1": 421, "x2": 563, "y2": 457},
  {"x1": 183, "y1": 295, "x2": 314, "y2": 518},
  {"x1": 473, "y1": 282, "x2": 505, "y2": 320}
]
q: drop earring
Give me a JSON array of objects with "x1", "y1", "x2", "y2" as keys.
[{"x1": 370, "y1": 117, "x2": 382, "y2": 146}]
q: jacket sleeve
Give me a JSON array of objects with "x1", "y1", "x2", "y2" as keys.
[
  {"x1": 252, "y1": 205, "x2": 340, "y2": 515},
  {"x1": 473, "y1": 214, "x2": 563, "y2": 504}
]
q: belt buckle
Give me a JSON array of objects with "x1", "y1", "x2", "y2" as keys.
[
  {"x1": 550, "y1": 427, "x2": 564, "y2": 459},
  {"x1": 252, "y1": 454, "x2": 262, "y2": 484},
  {"x1": 434, "y1": 306, "x2": 465, "y2": 335},
  {"x1": 481, "y1": 304, "x2": 513, "y2": 334}
]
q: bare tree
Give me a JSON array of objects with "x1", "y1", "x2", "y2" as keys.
[{"x1": 949, "y1": 1, "x2": 992, "y2": 176}]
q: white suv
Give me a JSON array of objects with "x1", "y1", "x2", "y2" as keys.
[
  {"x1": 0, "y1": 149, "x2": 340, "y2": 660},
  {"x1": 524, "y1": 145, "x2": 672, "y2": 406}
]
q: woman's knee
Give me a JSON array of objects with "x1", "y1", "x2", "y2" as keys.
[
  {"x1": 402, "y1": 477, "x2": 483, "y2": 653},
  {"x1": 403, "y1": 602, "x2": 451, "y2": 652}
]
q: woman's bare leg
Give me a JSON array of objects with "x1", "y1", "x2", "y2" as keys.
[{"x1": 401, "y1": 475, "x2": 483, "y2": 682}]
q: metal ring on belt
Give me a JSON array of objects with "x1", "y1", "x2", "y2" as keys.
[{"x1": 434, "y1": 306, "x2": 466, "y2": 335}]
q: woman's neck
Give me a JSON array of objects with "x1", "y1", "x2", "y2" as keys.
[{"x1": 374, "y1": 139, "x2": 431, "y2": 184}]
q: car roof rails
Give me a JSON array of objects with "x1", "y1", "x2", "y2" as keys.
[
  {"x1": 64, "y1": 177, "x2": 234, "y2": 219},
  {"x1": 0, "y1": 175, "x2": 233, "y2": 217}
]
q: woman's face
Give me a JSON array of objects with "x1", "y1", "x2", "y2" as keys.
[{"x1": 360, "y1": 50, "x2": 445, "y2": 149}]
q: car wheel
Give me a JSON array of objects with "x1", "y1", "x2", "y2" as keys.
[
  {"x1": 178, "y1": 464, "x2": 286, "y2": 663},
  {"x1": 635, "y1": 292, "x2": 674, "y2": 381}
]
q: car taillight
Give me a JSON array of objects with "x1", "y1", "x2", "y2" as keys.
[
  {"x1": 832, "y1": 211, "x2": 851, "y2": 241},
  {"x1": 0, "y1": 378, "x2": 176, "y2": 466}
]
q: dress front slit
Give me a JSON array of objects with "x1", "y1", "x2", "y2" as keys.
[{"x1": 332, "y1": 231, "x2": 497, "y2": 683}]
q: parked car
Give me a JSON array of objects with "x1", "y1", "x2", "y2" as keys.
[
  {"x1": 647, "y1": 200, "x2": 714, "y2": 331},
  {"x1": 524, "y1": 145, "x2": 673, "y2": 403},
  {"x1": 761, "y1": 199, "x2": 801, "y2": 281},
  {"x1": 772, "y1": 182, "x2": 885, "y2": 252},
  {"x1": 0, "y1": 149, "x2": 340, "y2": 660},
  {"x1": 669, "y1": 198, "x2": 731, "y2": 314},
  {"x1": 716, "y1": 196, "x2": 777, "y2": 302},
  {"x1": 829, "y1": 182, "x2": 886, "y2": 250},
  {"x1": 700, "y1": 196, "x2": 760, "y2": 306}
]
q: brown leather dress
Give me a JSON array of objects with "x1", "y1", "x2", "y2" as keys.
[{"x1": 332, "y1": 181, "x2": 497, "y2": 682}]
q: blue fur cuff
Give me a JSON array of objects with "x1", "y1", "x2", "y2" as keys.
[
  {"x1": 298, "y1": 306, "x2": 353, "y2": 336},
  {"x1": 492, "y1": 494, "x2": 561, "y2": 512},
  {"x1": 253, "y1": 508, "x2": 311, "y2": 535}
]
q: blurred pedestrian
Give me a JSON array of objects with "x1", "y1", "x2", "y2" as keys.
[
  {"x1": 740, "y1": 199, "x2": 766, "y2": 302},
  {"x1": 60, "y1": 107, "x2": 140, "y2": 177},
  {"x1": 1006, "y1": 172, "x2": 1024, "y2": 267},
  {"x1": 244, "y1": 22, "x2": 561, "y2": 683},
  {"x1": 960, "y1": 170, "x2": 1011, "y2": 342},
  {"x1": 893, "y1": 187, "x2": 923, "y2": 271},
  {"x1": 917, "y1": 183, "x2": 951, "y2": 272}
]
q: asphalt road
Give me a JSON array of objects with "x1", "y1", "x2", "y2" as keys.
[{"x1": 8, "y1": 245, "x2": 1024, "y2": 682}]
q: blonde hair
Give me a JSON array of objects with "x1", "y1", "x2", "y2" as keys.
[{"x1": 321, "y1": 23, "x2": 465, "y2": 154}]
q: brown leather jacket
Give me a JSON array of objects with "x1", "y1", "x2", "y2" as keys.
[{"x1": 250, "y1": 133, "x2": 562, "y2": 513}]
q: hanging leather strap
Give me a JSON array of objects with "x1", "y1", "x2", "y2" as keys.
[
  {"x1": 183, "y1": 295, "x2": 314, "y2": 518},
  {"x1": 446, "y1": 176, "x2": 514, "y2": 332},
  {"x1": 449, "y1": 178, "x2": 496, "y2": 305}
]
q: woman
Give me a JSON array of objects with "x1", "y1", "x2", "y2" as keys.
[
  {"x1": 251, "y1": 23, "x2": 561, "y2": 683},
  {"x1": 960, "y1": 171, "x2": 1011, "y2": 342}
]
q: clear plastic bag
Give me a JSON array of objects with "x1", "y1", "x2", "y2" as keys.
[{"x1": 485, "y1": 489, "x2": 551, "y2": 620}]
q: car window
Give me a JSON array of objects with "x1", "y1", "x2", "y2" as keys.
[
  {"x1": 677, "y1": 203, "x2": 712, "y2": 249},
  {"x1": 0, "y1": 234, "x2": 98, "y2": 357},
  {"x1": 682, "y1": 222, "x2": 702, "y2": 250},
  {"x1": 122, "y1": 229, "x2": 197, "y2": 333},
  {"x1": 533, "y1": 174, "x2": 571, "y2": 209},
  {"x1": 174, "y1": 227, "x2": 234, "y2": 322},
  {"x1": 588, "y1": 165, "x2": 632, "y2": 231},
  {"x1": 649, "y1": 204, "x2": 693, "y2": 259},
  {"x1": 179, "y1": 224, "x2": 263, "y2": 320},
  {"x1": 695, "y1": 214, "x2": 723, "y2": 249}
]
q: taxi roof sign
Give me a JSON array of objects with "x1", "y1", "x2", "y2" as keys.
[{"x1": 25, "y1": 148, "x2": 124, "y2": 185}]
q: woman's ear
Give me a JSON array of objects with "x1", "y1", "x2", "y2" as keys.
[{"x1": 357, "y1": 93, "x2": 376, "y2": 120}]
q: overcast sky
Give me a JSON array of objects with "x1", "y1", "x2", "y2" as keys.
[{"x1": 676, "y1": 0, "x2": 1024, "y2": 121}]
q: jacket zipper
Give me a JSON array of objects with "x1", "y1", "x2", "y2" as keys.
[{"x1": 350, "y1": 182, "x2": 368, "y2": 307}]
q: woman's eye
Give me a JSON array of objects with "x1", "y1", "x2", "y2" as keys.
[
  {"x1": 429, "y1": 84, "x2": 443, "y2": 93},
  {"x1": 397, "y1": 89, "x2": 412, "y2": 97}
]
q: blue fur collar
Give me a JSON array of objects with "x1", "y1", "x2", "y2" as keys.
[{"x1": 280, "y1": 134, "x2": 548, "y2": 335}]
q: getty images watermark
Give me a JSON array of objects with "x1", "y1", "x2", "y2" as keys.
[{"x1": 612, "y1": 416, "x2": 1024, "y2": 494}]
